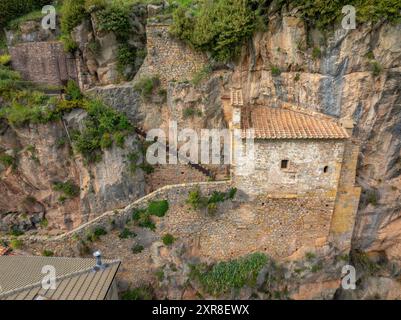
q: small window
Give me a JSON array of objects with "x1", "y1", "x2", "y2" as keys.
[
  {"x1": 281, "y1": 160, "x2": 289, "y2": 169},
  {"x1": 323, "y1": 166, "x2": 329, "y2": 173}
]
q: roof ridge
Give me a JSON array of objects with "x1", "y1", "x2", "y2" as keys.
[
  {"x1": 0, "y1": 259, "x2": 120, "y2": 298},
  {"x1": 240, "y1": 106, "x2": 349, "y2": 140}
]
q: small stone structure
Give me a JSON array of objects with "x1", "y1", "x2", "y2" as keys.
[
  {"x1": 228, "y1": 89, "x2": 361, "y2": 254},
  {"x1": 135, "y1": 23, "x2": 208, "y2": 86},
  {"x1": 9, "y1": 41, "x2": 78, "y2": 86}
]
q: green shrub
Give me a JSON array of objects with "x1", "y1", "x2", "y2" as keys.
[
  {"x1": 310, "y1": 262, "x2": 323, "y2": 273},
  {"x1": 305, "y1": 252, "x2": 316, "y2": 261},
  {"x1": 183, "y1": 107, "x2": 202, "y2": 119},
  {"x1": 0, "y1": 0, "x2": 48, "y2": 29},
  {"x1": 42, "y1": 249, "x2": 54, "y2": 257},
  {"x1": 86, "y1": 227, "x2": 107, "y2": 242},
  {"x1": 148, "y1": 200, "x2": 169, "y2": 217},
  {"x1": 187, "y1": 187, "x2": 237, "y2": 211},
  {"x1": 9, "y1": 227, "x2": 24, "y2": 237},
  {"x1": 155, "y1": 269, "x2": 164, "y2": 281},
  {"x1": 133, "y1": 76, "x2": 160, "y2": 100},
  {"x1": 127, "y1": 141, "x2": 154, "y2": 175},
  {"x1": 352, "y1": 250, "x2": 381, "y2": 275},
  {"x1": 371, "y1": 61, "x2": 382, "y2": 77},
  {"x1": 366, "y1": 189, "x2": 379, "y2": 206},
  {"x1": 291, "y1": 0, "x2": 401, "y2": 29},
  {"x1": 0, "y1": 154, "x2": 16, "y2": 169},
  {"x1": 100, "y1": 132, "x2": 113, "y2": 149},
  {"x1": 84, "y1": 0, "x2": 106, "y2": 13},
  {"x1": 190, "y1": 252, "x2": 267, "y2": 296},
  {"x1": 312, "y1": 47, "x2": 321, "y2": 59},
  {"x1": 60, "y1": 0, "x2": 87, "y2": 34},
  {"x1": 186, "y1": 187, "x2": 208, "y2": 210},
  {"x1": 132, "y1": 208, "x2": 146, "y2": 221},
  {"x1": 0, "y1": 54, "x2": 11, "y2": 66},
  {"x1": 192, "y1": 65, "x2": 212, "y2": 86},
  {"x1": 228, "y1": 187, "x2": 237, "y2": 199},
  {"x1": 93, "y1": 227, "x2": 107, "y2": 237},
  {"x1": 72, "y1": 100, "x2": 131, "y2": 162},
  {"x1": 132, "y1": 244, "x2": 144, "y2": 254},
  {"x1": 294, "y1": 73, "x2": 300, "y2": 82},
  {"x1": 162, "y1": 233, "x2": 175, "y2": 246},
  {"x1": 65, "y1": 80, "x2": 82, "y2": 100},
  {"x1": 53, "y1": 180, "x2": 80, "y2": 198},
  {"x1": 9, "y1": 238, "x2": 23, "y2": 249},
  {"x1": 114, "y1": 132, "x2": 125, "y2": 148},
  {"x1": 55, "y1": 137, "x2": 68, "y2": 148},
  {"x1": 208, "y1": 191, "x2": 226, "y2": 204},
  {"x1": 60, "y1": 34, "x2": 78, "y2": 53},
  {"x1": 117, "y1": 44, "x2": 137, "y2": 79},
  {"x1": 171, "y1": 0, "x2": 261, "y2": 62},
  {"x1": 96, "y1": 5, "x2": 130, "y2": 34},
  {"x1": 271, "y1": 66, "x2": 281, "y2": 76},
  {"x1": 132, "y1": 208, "x2": 156, "y2": 230},
  {"x1": 121, "y1": 286, "x2": 153, "y2": 300},
  {"x1": 119, "y1": 228, "x2": 137, "y2": 239},
  {"x1": 7, "y1": 8, "x2": 47, "y2": 30},
  {"x1": 39, "y1": 218, "x2": 49, "y2": 228}
]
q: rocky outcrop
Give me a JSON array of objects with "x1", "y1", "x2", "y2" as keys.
[
  {"x1": 231, "y1": 12, "x2": 401, "y2": 263},
  {"x1": 71, "y1": 4, "x2": 148, "y2": 87},
  {"x1": 0, "y1": 111, "x2": 146, "y2": 233},
  {"x1": 5, "y1": 19, "x2": 60, "y2": 45}
]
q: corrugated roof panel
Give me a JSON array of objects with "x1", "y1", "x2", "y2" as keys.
[
  {"x1": 95, "y1": 264, "x2": 119, "y2": 300},
  {"x1": 0, "y1": 256, "x2": 120, "y2": 300}
]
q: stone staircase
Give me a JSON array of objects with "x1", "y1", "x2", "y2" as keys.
[{"x1": 134, "y1": 127, "x2": 216, "y2": 179}]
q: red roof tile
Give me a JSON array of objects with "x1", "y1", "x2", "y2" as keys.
[{"x1": 241, "y1": 107, "x2": 349, "y2": 140}]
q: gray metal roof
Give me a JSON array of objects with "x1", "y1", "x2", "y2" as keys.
[{"x1": 0, "y1": 256, "x2": 120, "y2": 300}]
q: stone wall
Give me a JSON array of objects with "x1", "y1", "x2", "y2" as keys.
[
  {"x1": 234, "y1": 139, "x2": 345, "y2": 196},
  {"x1": 52, "y1": 180, "x2": 232, "y2": 241},
  {"x1": 135, "y1": 23, "x2": 208, "y2": 86},
  {"x1": 9, "y1": 41, "x2": 78, "y2": 86},
  {"x1": 145, "y1": 164, "x2": 210, "y2": 193}
]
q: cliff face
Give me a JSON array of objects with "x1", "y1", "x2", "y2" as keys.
[
  {"x1": 0, "y1": 112, "x2": 146, "y2": 233},
  {"x1": 2, "y1": 2, "x2": 401, "y2": 299},
  {"x1": 232, "y1": 13, "x2": 401, "y2": 260}
]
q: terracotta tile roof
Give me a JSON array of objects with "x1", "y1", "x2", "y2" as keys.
[{"x1": 241, "y1": 107, "x2": 349, "y2": 140}]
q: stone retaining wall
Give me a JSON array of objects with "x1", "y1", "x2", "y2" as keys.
[
  {"x1": 135, "y1": 23, "x2": 208, "y2": 86},
  {"x1": 43, "y1": 181, "x2": 229, "y2": 242}
]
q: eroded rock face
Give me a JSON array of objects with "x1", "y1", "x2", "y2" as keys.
[
  {"x1": 233, "y1": 14, "x2": 401, "y2": 261},
  {"x1": 0, "y1": 112, "x2": 146, "y2": 233},
  {"x1": 71, "y1": 4, "x2": 148, "y2": 87}
]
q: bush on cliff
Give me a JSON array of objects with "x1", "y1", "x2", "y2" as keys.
[
  {"x1": 148, "y1": 200, "x2": 169, "y2": 217},
  {"x1": 290, "y1": 0, "x2": 401, "y2": 29},
  {"x1": 170, "y1": 0, "x2": 401, "y2": 61},
  {"x1": 171, "y1": 0, "x2": 262, "y2": 62},
  {"x1": 189, "y1": 252, "x2": 268, "y2": 296},
  {"x1": 71, "y1": 99, "x2": 132, "y2": 163},
  {"x1": 60, "y1": 0, "x2": 87, "y2": 34},
  {"x1": 0, "y1": 0, "x2": 48, "y2": 29}
]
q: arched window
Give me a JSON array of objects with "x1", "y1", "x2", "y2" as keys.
[{"x1": 323, "y1": 166, "x2": 329, "y2": 173}]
